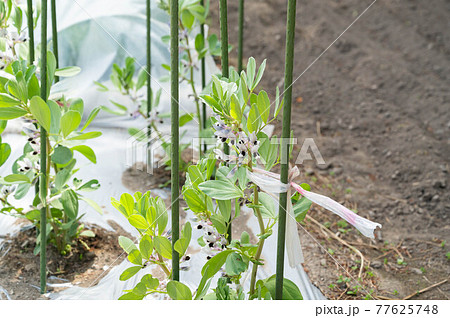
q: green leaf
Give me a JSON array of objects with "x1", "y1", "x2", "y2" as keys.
[
  {"x1": 183, "y1": 188, "x2": 205, "y2": 212},
  {"x1": 247, "y1": 104, "x2": 261, "y2": 133},
  {"x1": 174, "y1": 222, "x2": 192, "y2": 256},
  {"x1": 253, "y1": 59, "x2": 267, "y2": 90},
  {"x1": 0, "y1": 106, "x2": 27, "y2": 120},
  {"x1": 0, "y1": 93, "x2": 20, "y2": 107},
  {"x1": 257, "y1": 192, "x2": 277, "y2": 219},
  {"x1": 246, "y1": 57, "x2": 256, "y2": 89},
  {"x1": 153, "y1": 236, "x2": 172, "y2": 259},
  {"x1": 230, "y1": 94, "x2": 242, "y2": 121},
  {"x1": 80, "y1": 197, "x2": 103, "y2": 214},
  {"x1": 60, "y1": 110, "x2": 81, "y2": 138},
  {"x1": 167, "y1": 281, "x2": 192, "y2": 300},
  {"x1": 141, "y1": 274, "x2": 159, "y2": 289},
  {"x1": 71, "y1": 145, "x2": 96, "y2": 163},
  {"x1": 79, "y1": 230, "x2": 95, "y2": 237},
  {"x1": 67, "y1": 131, "x2": 102, "y2": 141},
  {"x1": 119, "y1": 266, "x2": 141, "y2": 281},
  {"x1": 69, "y1": 98, "x2": 84, "y2": 115},
  {"x1": 217, "y1": 200, "x2": 231, "y2": 221},
  {"x1": 118, "y1": 292, "x2": 144, "y2": 300},
  {"x1": 51, "y1": 146, "x2": 73, "y2": 165},
  {"x1": 180, "y1": 113, "x2": 194, "y2": 127},
  {"x1": 293, "y1": 196, "x2": 312, "y2": 222},
  {"x1": 240, "y1": 231, "x2": 250, "y2": 245},
  {"x1": 263, "y1": 275, "x2": 303, "y2": 300},
  {"x1": 195, "y1": 33, "x2": 205, "y2": 51},
  {"x1": 3, "y1": 174, "x2": 30, "y2": 183},
  {"x1": 118, "y1": 236, "x2": 138, "y2": 254},
  {"x1": 120, "y1": 193, "x2": 135, "y2": 216},
  {"x1": 210, "y1": 214, "x2": 227, "y2": 234},
  {"x1": 27, "y1": 74, "x2": 40, "y2": 99},
  {"x1": 273, "y1": 86, "x2": 283, "y2": 118},
  {"x1": 0, "y1": 143, "x2": 11, "y2": 166},
  {"x1": 47, "y1": 100, "x2": 61, "y2": 135},
  {"x1": 61, "y1": 189, "x2": 78, "y2": 219},
  {"x1": 225, "y1": 252, "x2": 248, "y2": 276},
  {"x1": 46, "y1": 51, "x2": 57, "y2": 90},
  {"x1": 81, "y1": 107, "x2": 101, "y2": 132},
  {"x1": 201, "y1": 250, "x2": 233, "y2": 279},
  {"x1": 180, "y1": 10, "x2": 195, "y2": 29},
  {"x1": 128, "y1": 214, "x2": 149, "y2": 230},
  {"x1": 139, "y1": 234, "x2": 154, "y2": 260},
  {"x1": 199, "y1": 180, "x2": 243, "y2": 200},
  {"x1": 127, "y1": 249, "x2": 143, "y2": 265},
  {"x1": 29, "y1": 96, "x2": 51, "y2": 131},
  {"x1": 55, "y1": 66, "x2": 81, "y2": 77},
  {"x1": 257, "y1": 91, "x2": 270, "y2": 124}
]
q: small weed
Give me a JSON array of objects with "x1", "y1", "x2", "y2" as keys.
[{"x1": 397, "y1": 258, "x2": 407, "y2": 266}]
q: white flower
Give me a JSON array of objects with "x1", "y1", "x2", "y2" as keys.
[
  {"x1": 17, "y1": 158, "x2": 33, "y2": 172},
  {"x1": 30, "y1": 139, "x2": 40, "y2": 155},
  {"x1": 1, "y1": 185, "x2": 17, "y2": 198}
]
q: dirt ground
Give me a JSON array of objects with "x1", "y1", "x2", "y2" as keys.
[
  {"x1": 209, "y1": 0, "x2": 449, "y2": 299},
  {"x1": 0, "y1": 221, "x2": 127, "y2": 300}
]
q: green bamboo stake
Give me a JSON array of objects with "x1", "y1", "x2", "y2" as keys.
[
  {"x1": 39, "y1": 0, "x2": 48, "y2": 295},
  {"x1": 237, "y1": 0, "x2": 244, "y2": 73},
  {"x1": 201, "y1": 0, "x2": 207, "y2": 154},
  {"x1": 26, "y1": 0, "x2": 35, "y2": 63},
  {"x1": 219, "y1": 0, "x2": 232, "y2": 241},
  {"x1": 219, "y1": 0, "x2": 229, "y2": 79},
  {"x1": 146, "y1": 0, "x2": 152, "y2": 168},
  {"x1": 275, "y1": 0, "x2": 297, "y2": 300},
  {"x1": 170, "y1": 0, "x2": 180, "y2": 282},
  {"x1": 50, "y1": 0, "x2": 59, "y2": 82}
]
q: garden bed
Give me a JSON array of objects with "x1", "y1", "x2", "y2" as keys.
[{"x1": 0, "y1": 221, "x2": 127, "y2": 300}]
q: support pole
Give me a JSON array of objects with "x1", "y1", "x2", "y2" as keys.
[
  {"x1": 146, "y1": 0, "x2": 152, "y2": 168},
  {"x1": 238, "y1": 0, "x2": 244, "y2": 73},
  {"x1": 275, "y1": 0, "x2": 297, "y2": 300},
  {"x1": 219, "y1": 0, "x2": 232, "y2": 241},
  {"x1": 39, "y1": 0, "x2": 48, "y2": 295},
  {"x1": 50, "y1": 0, "x2": 59, "y2": 82},
  {"x1": 170, "y1": 0, "x2": 180, "y2": 282},
  {"x1": 201, "y1": 0, "x2": 207, "y2": 153},
  {"x1": 26, "y1": 0, "x2": 35, "y2": 63}
]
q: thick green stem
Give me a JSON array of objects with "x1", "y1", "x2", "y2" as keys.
[
  {"x1": 249, "y1": 186, "x2": 265, "y2": 295},
  {"x1": 238, "y1": 0, "x2": 244, "y2": 73},
  {"x1": 26, "y1": 0, "x2": 35, "y2": 63},
  {"x1": 276, "y1": 0, "x2": 297, "y2": 300},
  {"x1": 170, "y1": 0, "x2": 180, "y2": 282},
  {"x1": 50, "y1": 0, "x2": 58, "y2": 82},
  {"x1": 39, "y1": 0, "x2": 48, "y2": 294}
]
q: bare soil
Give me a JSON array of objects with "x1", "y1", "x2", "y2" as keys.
[
  {"x1": 209, "y1": 0, "x2": 450, "y2": 300},
  {"x1": 0, "y1": 221, "x2": 127, "y2": 300}
]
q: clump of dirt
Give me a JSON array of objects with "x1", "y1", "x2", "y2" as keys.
[
  {"x1": 0, "y1": 221, "x2": 128, "y2": 300},
  {"x1": 122, "y1": 148, "x2": 195, "y2": 192},
  {"x1": 122, "y1": 162, "x2": 174, "y2": 192},
  {"x1": 209, "y1": 0, "x2": 450, "y2": 299}
]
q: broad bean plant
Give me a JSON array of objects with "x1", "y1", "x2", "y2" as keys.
[
  {"x1": 0, "y1": 1, "x2": 103, "y2": 255},
  {"x1": 115, "y1": 58, "x2": 382, "y2": 300}
]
